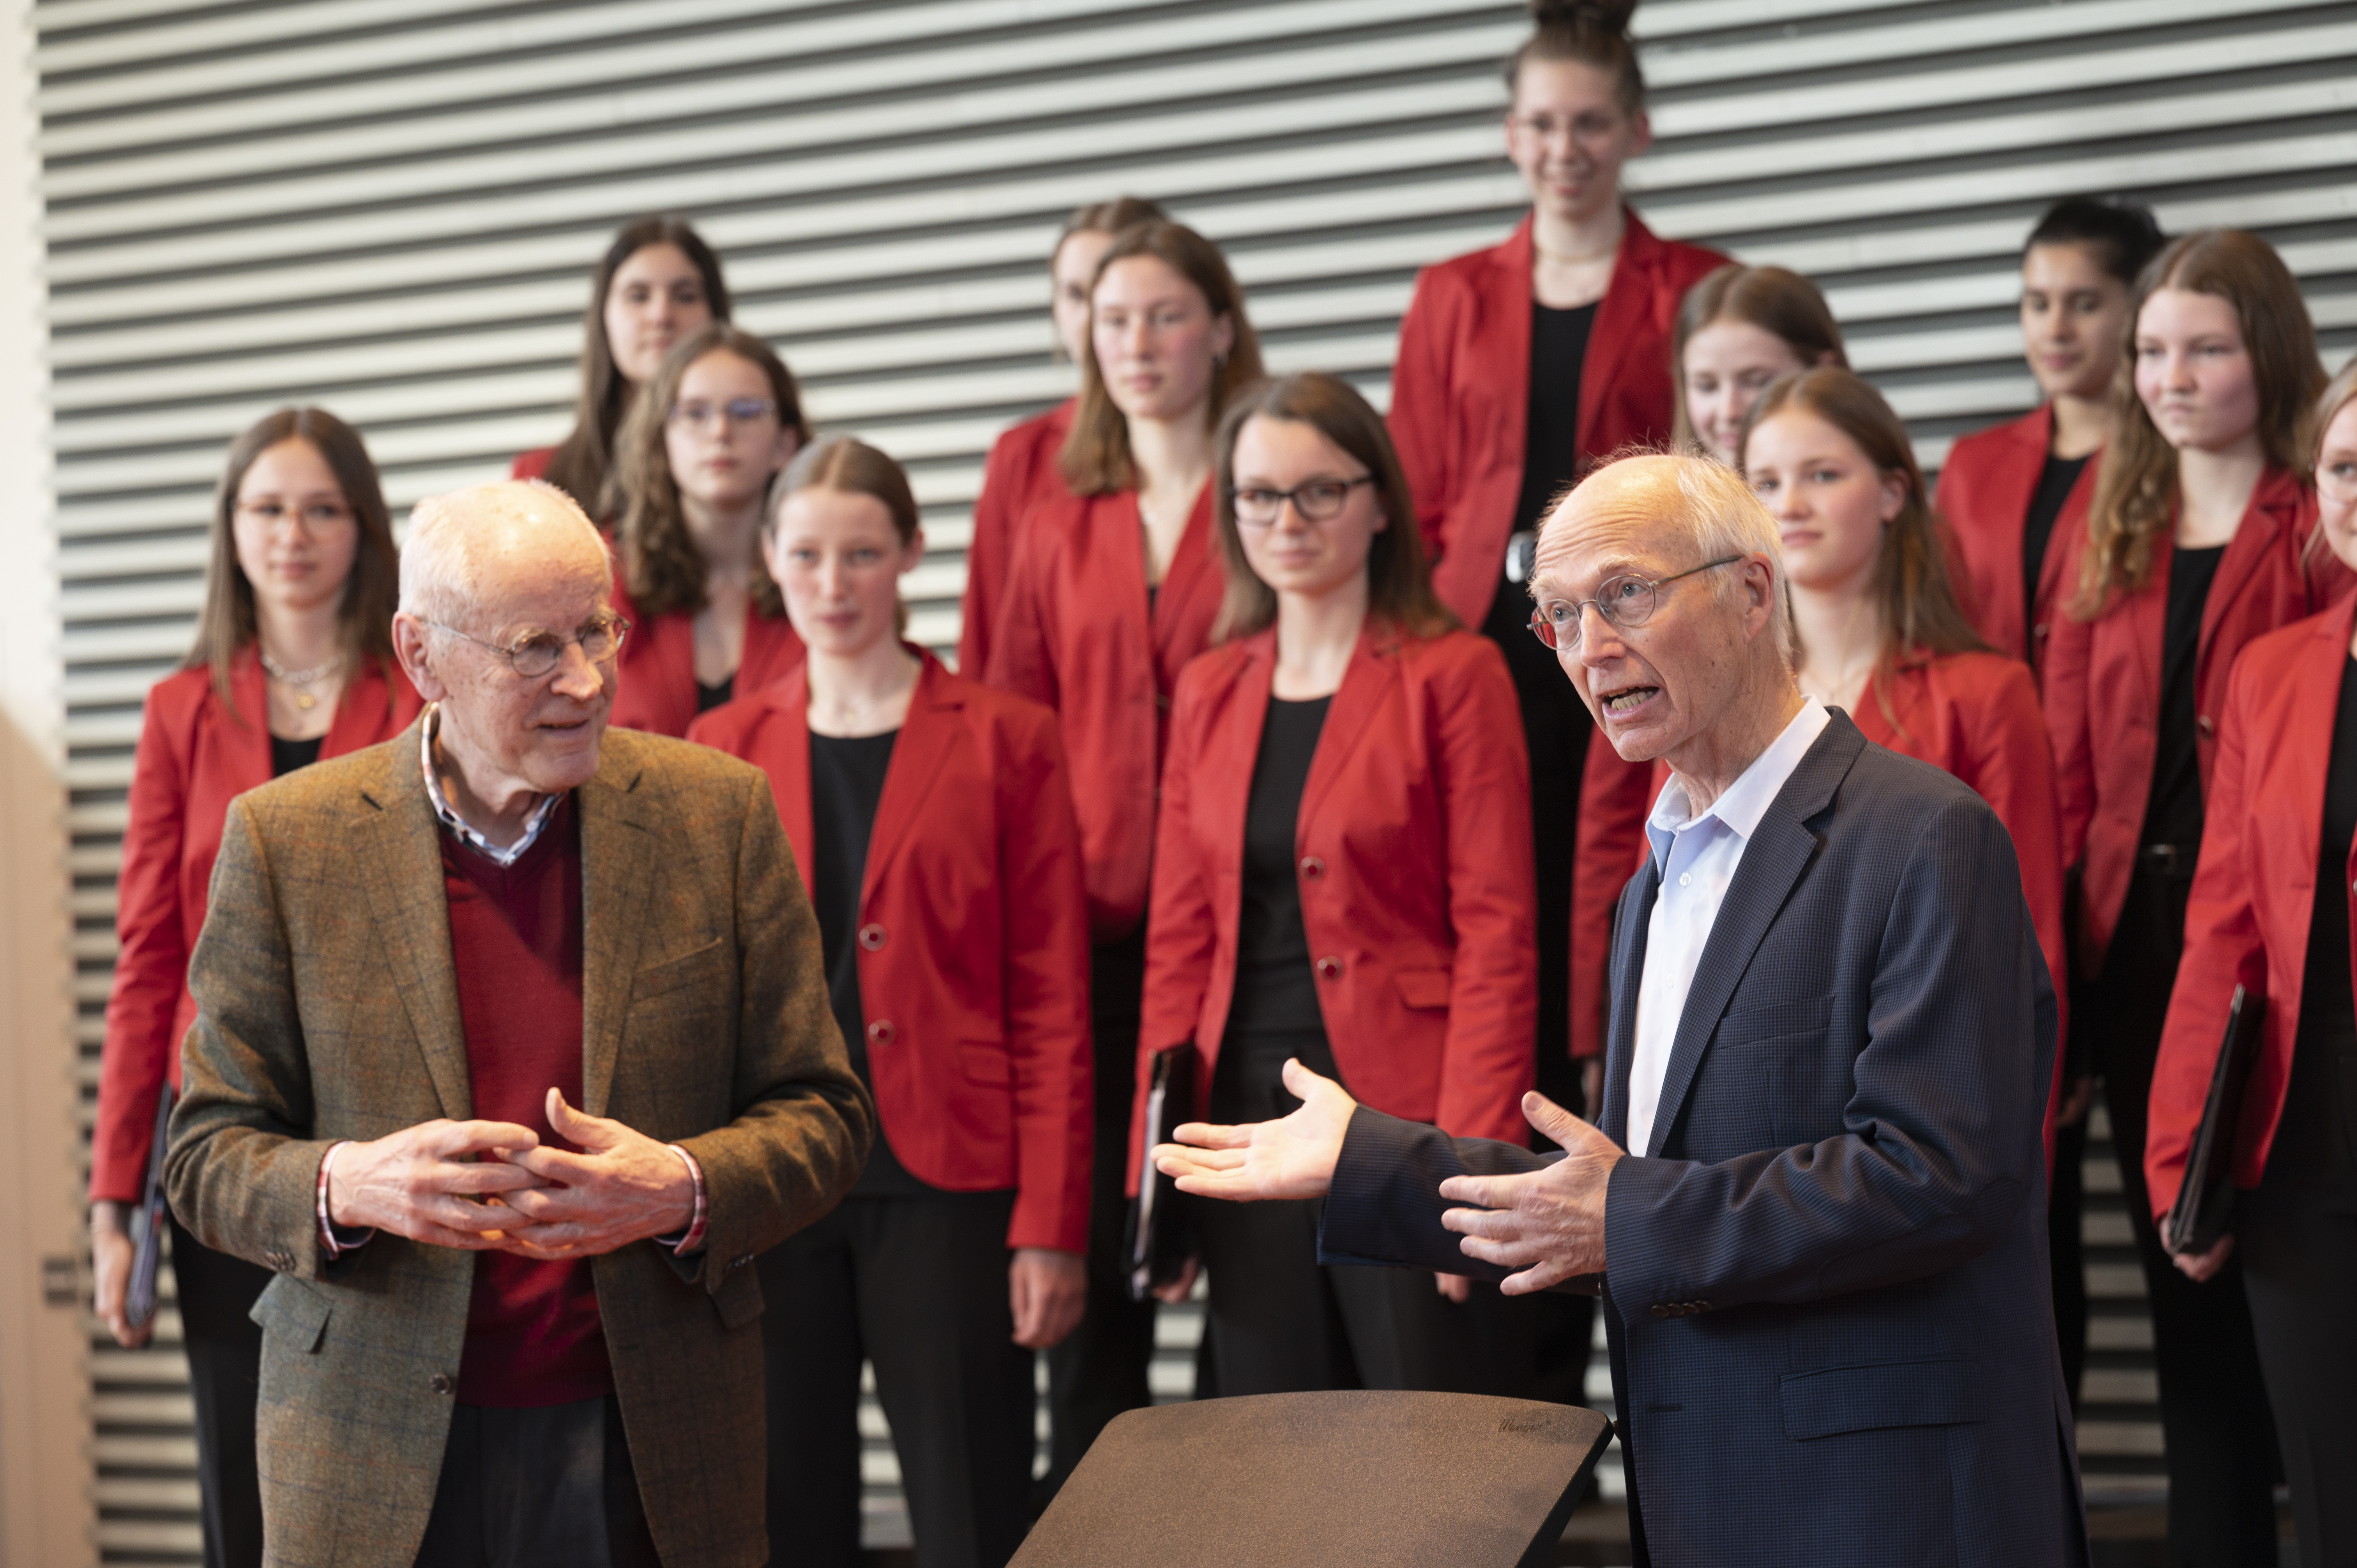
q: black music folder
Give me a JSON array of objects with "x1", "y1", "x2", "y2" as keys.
[
  {"x1": 1012, "y1": 1390, "x2": 1615, "y2": 1568},
  {"x1": 126, "y1": 1086, "x2": 175, "y2": 1330},
  {"x1": 2164, "y1": 984, "x2": 2265, "y2": 1256},
  {"x1": 1123, "y1": 1043, "x2": 1196, "y2": 1302}
]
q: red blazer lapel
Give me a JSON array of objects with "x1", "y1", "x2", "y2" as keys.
[
  {"x1": 2032, "y1": 436, "x2": 2099, "y2": 647},
  {"x1": 764, "y1": 664, "x2": 818, "y2": 893},
  {"x1": 2274, "y1": 598, "x2": 2352, "y2": 919},
  {"x1": 1578, "y1": 208, "x2": 1664, "y2": 458},
  {"x1": 1152, "y1": 484, "x2": 1221, "y2": 686},
  {"x1": 1482, "y1": 218, "x2": 1536, "y2": 473},
  {"x1": 222, "y1": 648, "x2": 274, "y2": 787},
  {"x1": 1200, "y1": 636, "x2": 1274, "y2": 901},
  {"x1": 1299, "y1": 623, "x2": 1402, "y2": 826},
  {"x1": 862, "y1": 653, "x2": 962, "y2": 901},
  {"x1": 738, "y1": 610, "x2": 807, "y2": 694}
]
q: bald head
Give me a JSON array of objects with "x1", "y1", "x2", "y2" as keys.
[{"x1": 399, "y1": 479, "x2": 608, "y2": 633}]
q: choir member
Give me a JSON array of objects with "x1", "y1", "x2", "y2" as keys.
[
  {"x1": 1940, "y1": 198, "x2": 2165, "y2": 677},
  {"x1": 958, "y1": 195, "x2": 1168, "y2": 676},
  {"x1": 514, "y1": 215, "x2": 729, "y2": 512},
  {"x1": 689, "y1": 436, "x2": 1091, "y2": 1568},
  {"x1": 986, "y1": 216, "x2": 1265, "y2": 1490},
  {"x1": 1738, "y1": 368, "x2": 2069, "y2": 1156},
  {"x1": 2045, "y1": 228, "x2": 2341, "y2": 1568},
  {"x1": 1136, "y1": 372, "x2": 1537, "y2": 1390},
  {"x1": 1672, "y1": 263, "x2": 1846, "y2": 464},
  {"x1": 90, "y1": 409, "x2": 419, "y2": 1568},
  {"x1": 605, "y1": 322, "x2": 810, "y2": 735},
  {"x1": 2147, "y1": 357, "x2": 2357, "y2": 1568}
]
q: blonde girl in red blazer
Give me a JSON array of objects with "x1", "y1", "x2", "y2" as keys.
[
  {"x1": 958, "y1": 194, "x2": 1166, "y2": 678},
  {"x1": 1938, "y1": 198, "x2": 2164, "y2": 678},
  {"x1": 2043, "y1": 229, "x2": 2346, "y2": 1568},
  {"x1": 606, "y1": 323, "x2": 809, "y2": 735},
  {"x1": 1138, "y1": 373, "x2": 1537, "y2": 1396},
  {"x1": 90, "y1": 408, "x2": 419, "y2": 1566},
  {"x1": 2143, "y1": 361, "x2": 2357, "y2": 1565},
  {"x1": 688, "y1": 436, "x2": 1090, "y2": 1568}
]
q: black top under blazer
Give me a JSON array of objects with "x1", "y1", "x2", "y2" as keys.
[{"x1": 1320, "y1": 712, "x2": 2086, "y2": 1568}]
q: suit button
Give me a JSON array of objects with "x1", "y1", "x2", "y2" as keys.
[
  {"x1": 1299, "y1": 856, "x2": 1325, "y2": 881},
  {"x1": 857, "y1": 923, "x2": 886, "y2": 952},
  {"x1": 731, "y1": 1254, "x2": 753, "y2": 1271},
  {"x1": 868, "y1": 1019, "x2": 896, "y2": 1047},
  {"x1": 2196, "y1": 714, "x2": 2215, "y2": 737},
  {"x1": 1315, "y1": 956, "x2": 1342, "y2": 980},
  {"x1": 430, "y1": 1375, "x2": 452, "y2": 1395}
]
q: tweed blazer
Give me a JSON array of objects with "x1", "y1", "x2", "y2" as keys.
[
  {"x1": 164, "y1": 718, "x2": 873, "y2": 1568},
  {"x1": 1321, "y1": 714, "x2": 2085, "y2": 1568}
]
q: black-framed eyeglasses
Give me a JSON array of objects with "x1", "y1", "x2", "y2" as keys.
[
  {"x1": 668, "y1": 397, "x2": 779, "y2": 431},
  {"x1": 1228, "y1": 475, "x2": 1375, "y2": 528},
  {"x1": 429, "y1": 612, "x2": 631, "y2": 678},
  {"x1": 1528, "y1": 557, "x2": 1743, "y2": 652}
]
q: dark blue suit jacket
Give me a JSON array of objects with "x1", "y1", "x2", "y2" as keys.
[{"x1": 1320, "y1": 713, "x2": 2085, "y2": 1567}]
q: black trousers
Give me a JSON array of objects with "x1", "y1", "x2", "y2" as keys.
[
  {"x1": 168, "y1": 1213, "x2": 270, "y2": 1568},
  {"x1": 415, "y1": 1394, "x2": 659, "y2": 1568},
  {"x1": 762, "y1": 1188, "x2": 1034, "y2": 1568},
  {"x1": 2049, "y1": 1107, "x2": 2090, "y2": 1407},
  {"x1": 2239, "y1": 1024, "x2": 2357, "y2": 1568},
  {"x1": 1039, "y1": 933, "x2": 1156, "y2": 1501},
  {"x1": 2091, "y1": 859, "x2": 2279, "y2": 1568}
]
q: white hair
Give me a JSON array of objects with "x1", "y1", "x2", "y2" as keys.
[{"x1": 398, "y1": 479, "x2": 607, "y2": 634}]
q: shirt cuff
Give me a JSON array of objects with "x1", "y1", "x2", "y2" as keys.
[
  {"x1": 315, "y1": 1141, "x2": 376, "y2": 1261},
  {"x1": 654, "y1": 1144, "x2": 708, "y2": 1255}
]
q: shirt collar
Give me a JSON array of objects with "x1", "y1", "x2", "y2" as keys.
[
  {"x1": 419, "y1": 703, "x2": 562, "y2": 868},
  {"x1": 1648, "y1": 697, "x2": 1830, "y2": 858}
]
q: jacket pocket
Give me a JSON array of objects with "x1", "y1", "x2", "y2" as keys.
[
  {"x1": 1392, "y1": 968, "x2": 1452, "y2": 1011},
  {"x1": 958, "y1": 1043, "x2": 1013, "y2": 1087},
  {"x1": 1713, "y1": 993, "x2": 1833, "y2": 1049},
  {"x1": 632, "y1": 937, "x2": 729, "y2": 1003},
  {"x1": 1779, "y1": 1355, "x2": 1984, "y2": 1441},
  {"x1": 248, "y1": 1273, "x2": 332, "y2": 1354},
  {"x1": 714, "y1": 1264, "x2": 764, "y2": 1331}
]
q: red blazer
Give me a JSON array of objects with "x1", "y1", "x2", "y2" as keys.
[
  {"x1": 958, "y1": 399, "x2": 1075, "y2": 678},
  {"x1": 1136, "y1": 623, "x2": 1538, "y2": 1178},
  {"x1": 2145, "y1": 595, "x2": 2357, "y2": 1220},
  {"x1": 985, "y1": 485, "x2": 1222, "y2": 943},
  {"x1": 511, "y1": 447, "x2": 554, "y2": 482},
  {"x1": 686, "y1": 654, "x2": 1093, "y2": 1252},
  {"x1": 607, "y1": 567, "x2": 805, "y2": 739},
  {"x1": 2046, "y1": 467, "x2": 2345, "y2": 974},
  {"x1": 1386, "y1": 207, "x2": 1728, "y2": 631},
  {"x1": 91, "y1": 651, "x2": 422, "y2": 1202},
  {"x1": 1935, "y1": 406, "x2": 2097, "y2": 679}
]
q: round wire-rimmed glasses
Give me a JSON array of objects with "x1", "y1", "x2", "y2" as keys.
[
  {"x1": 428, "y1": 613, "x2": 631, "y2": 678},
  {"x1": 1528, "y1": 556, "x2": 1743, "y2": 652}
]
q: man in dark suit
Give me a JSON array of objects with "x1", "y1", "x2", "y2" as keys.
[{"x1": 1157, "y1": 454, "x2": 2085, "y2": 1566}]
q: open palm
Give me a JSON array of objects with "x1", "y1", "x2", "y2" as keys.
[{"x1": 1152, "y1": 1058, "x2": 1358, "y2": 1202}]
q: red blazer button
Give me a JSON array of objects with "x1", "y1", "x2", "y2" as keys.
[
  {"x1": 1315, "y1": 956, "x2": 1342, "y2": 979},
  {"x1": 1300, "y1": 855, "x2": 1325, "y2": 880},
  {"x1": 2195, "y1": 714, "x2": 2215, "y2": 737},
  {"x1": 867, "y1": 1019, "x2": 896, "y2": 1046},
  {"x1": 858, "y1": 922, "x2": 887, "y2": 951}
]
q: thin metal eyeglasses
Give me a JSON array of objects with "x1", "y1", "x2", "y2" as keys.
[
  {"x1": 1527, "y1": 556, "x2": 1743, "y2": 652},
  {"x1": 1228, "y1": 475, "x2": 1375, "y2": 528},
  {"x1": 429, "y1": 613, "x2": 631, "y2": 678},
  {"x1": 668, "y1": 396, "x2": 779, "y2": 431}
]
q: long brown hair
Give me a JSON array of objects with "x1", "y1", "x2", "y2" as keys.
[
  {"x1": 187, "y1": 408, "x2": 400, "y2": 724},
  {"x1": 611, "y1": 323, "x2": 812, "y2": 620},
  {"x1": 2073, "y1": 228, "x2": 2322, "y2": 617},
  {"x1": 1505, "y1": 0, "x2": 1644, "y2": 115},
  {"x1": 769, "y1": 435, "x2": 923, "y2": 637},
  {"x1": 1671, "y1": 264, "x2": 1848, "y2": 451},
  {"x1": 1060, "y1": 219, "x2": 1266, "y2": 496},
  {"x1": 1739, "y1": 369, "x2": 1988, "y2": 728},
  {"x1": 542, "y1": 217, "x2": 732, "y2": 515},
  {"x1": 1210, "y1": 373, "x2": 1455, "y2": 644}
]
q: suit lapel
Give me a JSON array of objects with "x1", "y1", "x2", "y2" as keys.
[
  {"x1": 863, "y1": 654, "x2": 960, "y2": 900},
  {"x1": 1643, "y1": 718, "x2": 1864, "y2": 1157},
  {"x1": 1298, "y1": 627, "x2": 1397, "y2": 826},
  {"x1": 578, "y1": 739, "x2": 659, "y2": 1119},
  {"x1": 1601, "y1": 859, "x2": 1661, "y2": 1150},
  {"x1": 352, "y1": 717, "x2": 474, "y2": 1120}
]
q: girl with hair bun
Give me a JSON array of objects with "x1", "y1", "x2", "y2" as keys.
[
  {"x1": 515, "y1": 215, "x2": 731, "y2": 513},
  {"x1": 2045, "y1": 227, "x2": 2345, "y2": 1568},
  {"x1": 1673, "y1": 263, "x2": 1848, "y2": 464},
  {"x1": 959, "y1": 195, "x2": 1169, "y2": 676},
  {"x1": 1384, "y1": 0, "x2": 1726, "y2": 1406},
  {"x1": 1940, "y1": 196, "x2": 2166, "y2": 675},
  {"x1": 690, "y1": 436, "x2": 1091, "y2": 1568}
]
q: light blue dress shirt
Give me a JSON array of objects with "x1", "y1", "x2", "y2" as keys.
[{"x1": 1624, "y1": 698, "x2": 1830, "y2": 1157}]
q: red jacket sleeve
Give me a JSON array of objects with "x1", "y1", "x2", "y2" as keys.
[
  {"x1": 1429, "y1": 640, "x2": 1540, "y2": 1145},
  {"x1": 959, "y1": 428, "x2": 1030, "y2": 679},
  {"x1": 1568, "y1": 739, "x2": 1656, "y2": 1061},
  {"x1": 1387, "y1": 268, "x2": 1457, "y2": 558},
  {"x1": 998, "y1": 705, "x2": 1095, "y2": 1254},
  {"x1": 92, "y1": 690, "x2": 196, "y2": 1203}
]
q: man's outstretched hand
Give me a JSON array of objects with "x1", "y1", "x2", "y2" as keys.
[
  {"x1": 1439, "y1": 1091, "x2": 1625, "y2": 1295},
  {"x1": 1152, "y1": 1058, "x2": 1357, "y2": 1202}
]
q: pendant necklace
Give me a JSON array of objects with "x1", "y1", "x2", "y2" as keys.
[{"x1": 260, "y1": 650, "x2": 341, "y2": 712}]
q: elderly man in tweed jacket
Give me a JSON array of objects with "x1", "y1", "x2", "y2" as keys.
[{"x1": 166, "y1": 480, "x2": 872, "y2": 1568}]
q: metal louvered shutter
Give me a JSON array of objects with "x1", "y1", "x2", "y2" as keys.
[{"x1": 36, "y1": 1, "x2": 2353, "y2": 1559}]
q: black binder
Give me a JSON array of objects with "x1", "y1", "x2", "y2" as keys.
[
  {"x1": 1123, "y1": 1043, "x2": 1197, "y2": 1302},
  {"x1": 2164, "y1": 984, "x2": 2265, "y2": 1256},
  {"x1": 126, "y1": 1086, "x2": 175, "y2": 1330}
]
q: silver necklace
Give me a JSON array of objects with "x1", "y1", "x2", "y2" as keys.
[{"x1": 260, "y1": 649, "x2": 342, "y2": 711}]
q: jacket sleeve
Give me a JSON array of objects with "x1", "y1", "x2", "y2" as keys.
[
  {"x1": 1569, "y1": 740, "x2": 1656, "y2": 1061},
  {"x1": 958, "y1": 426, "x2": 1028, "y2": 678},
  {"x1": 674, "y1": 771, "x2": 875, "y2": 1291},
  {"x1": 1131, "y1": 670, "x2": 1221, "y2": 1197},
  {"x1": 998, "y1": 709, "x2": 1095, "y2": 1254},
  {"x1": 94, "y1": 692, "x2": 195, "y2": 1203},
  {"x1": 1318, "y1": 1106, "x2": 1574, "y2": 1282},
  {"x1": 2143, "y1": 651, "x2": 2270, "y2": 1223},
  {"x1": 1601, "y1": 795, "x2": 2055, "y2": 1317},
  {"x1": 1431, "y1": 641, "x2": 1540, "y2": 1144},
  {"x1": 1386, "y1": 268, "x2": 1456, "y2": 560}
]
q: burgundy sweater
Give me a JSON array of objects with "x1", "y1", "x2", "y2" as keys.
[{"x1": 443, "y1": 796, "x2": 614, "y2": 1406}]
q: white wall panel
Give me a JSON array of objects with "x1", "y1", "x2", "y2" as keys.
[{"x1": 35, "y1": 0, "x2": 2357, "y2": 1557}]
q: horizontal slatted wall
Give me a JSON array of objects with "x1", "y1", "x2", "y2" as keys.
[{"x1": 38, "y1": 0, "x2": 2354, "y2": 1558}]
